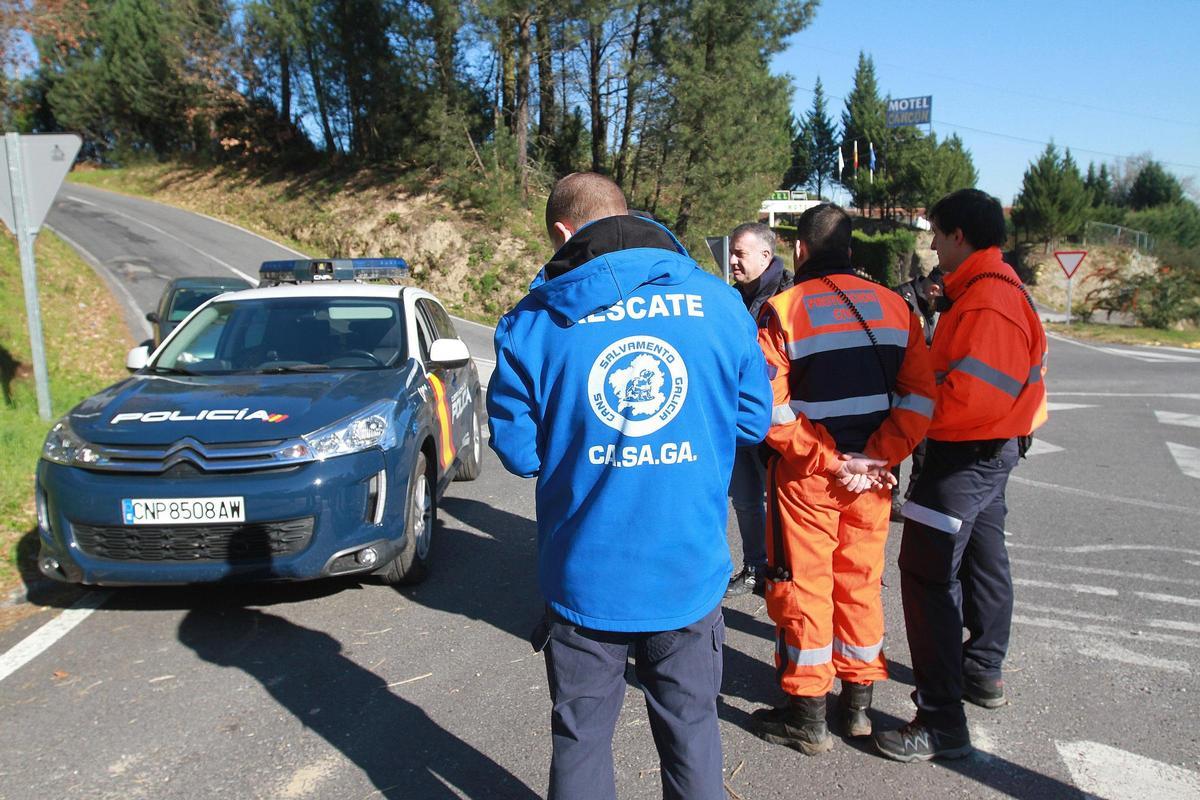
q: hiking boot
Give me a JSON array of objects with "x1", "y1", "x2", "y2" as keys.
[
  {"x1": 837, "y1": 681, "x2": 873, "y2": 737},
  {"x1": 964, "y1": 674, "x2": 1007, "y2": 709},
  {"x1": 751, "y1": 695, "x2": 834, "y2": 755},
  {"x1": 873, "y1": 719, "x2": 972, "y2": 763},
  {"x1": 725, "y1": 565, "x2": 764, "y2": 597}
]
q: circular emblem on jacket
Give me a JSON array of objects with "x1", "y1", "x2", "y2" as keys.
[{"x1": 587, "y1": 336, "x2": 688, "y2": 437}]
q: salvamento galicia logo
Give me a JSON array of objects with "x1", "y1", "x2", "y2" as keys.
[{"x1": 587, "y1": 336, "x2": 688, "y2": 436}]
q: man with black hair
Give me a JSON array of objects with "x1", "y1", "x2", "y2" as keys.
[
  {"x1": 725, "y1": 221, "x2": 793, "y2": 597},
  {"x1": 874, "y1": 188, "x2": 1048, "y2": 763},
  {"x1": 488, "y1": 172, "x2": 772, "y2": 799},
  {"x1": 751, "y1": 203, "x2": 934, "y2": 755}
]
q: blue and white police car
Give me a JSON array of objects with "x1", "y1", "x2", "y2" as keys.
[{"x1": 35, "y1": 258, "x2": 484, "y2": 586}]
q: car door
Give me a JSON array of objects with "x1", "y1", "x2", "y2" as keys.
[{"x1": 413, "y1": 298, "x2": 468, "y2": 477}]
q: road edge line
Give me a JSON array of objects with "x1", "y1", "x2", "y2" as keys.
[{"x1": 0, "y1": 592, "x2": 110, "y2": 684}]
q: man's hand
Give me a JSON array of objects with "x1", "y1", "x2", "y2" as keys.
[{"x1": 833, "y1": 452, "x2": 895, "y2": 493}]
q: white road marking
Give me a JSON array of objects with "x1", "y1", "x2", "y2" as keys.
[
  {"x1": 1022, "y1": 438, "x2": 1064, "y2": 456},
  {"x1": 1011, "y1": 557, "x2": 1200, "y2": 588},
  {"x1": 1016, "y1": 602, "x2": 1113, "y2": 622},
  {"x1": 1147, "y1": 618, "x2": 1200, "y2": 634},
  {"x1": 1050, "y1": 392, "x2": 1200, "y2": 400},
  {"x1": 46, "y1": 225, "x2": 154, "y2": 339},
  {"x1": 1044, "y1": 402, "x2": 1095, "y2": 411},
  {"x1": 967, "y1": 722, "x2": 998, "y2": 762},
  {"x1": 0, "y1": 592, "x2": 109, "y2": 684},
  {"x1": 1155, "y1": 410, "x2": 1200, "y2": 429},
  {"x1": 1009, "y1": 542, "x2": 1200, "y2": 557},
  {"x1": 64, "y1": 194, "x2": 97, "y2": 207},
  {"x1": 1011, "y1": 614, "x2": 1200, "y2": 649},
  {"x1": 1013, "y1": 577, "x2": 1117, "y2": 596},
  {"x1": 1166, "y1": 442, "x2": 1200, "y2": 480},
  {"x1": 1047, "y1": 332, "x2": 1200, "y2": 362},
  {"x1": 1056, "y1": 740, "x2": 1200, "y2": 800},
  {"x1": 1135, "y1": 591, "x2": 1200, "y2": 608},
  {"x1": 1071, "y1": 636, "x2": 1191, "y2": 674},
  {"x1": 189, "y1": 210, "x2": 309, "y2": 257},
  {"x1": 1008, "y1": 475, "x2": 1200, "y2": 517}
]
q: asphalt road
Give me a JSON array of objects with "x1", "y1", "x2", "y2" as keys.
[{"x1": 1, "y1": 185, "x2": 1198, "y2": 799}]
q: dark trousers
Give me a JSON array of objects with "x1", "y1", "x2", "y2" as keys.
[
  {"x1": 535, "y1": 605, "x2": 726, "y2": 800},
  {"x1": 891, "y1": 437, "x2": 928, "y2": 499},
  {"x1": 898, "y1": 438, "x2": 1018, "y2": 730},
  {"x1": 728, "y1": 447, "x2": 767, "y2": 568}
]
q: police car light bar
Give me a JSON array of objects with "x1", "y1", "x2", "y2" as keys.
[{"x1": 259, "y1": 258, "x2": 410, "y2": 285}]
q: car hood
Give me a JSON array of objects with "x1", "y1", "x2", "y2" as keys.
[{"x1": 70, "y1": 367, "x2": 415, "y2": 446}]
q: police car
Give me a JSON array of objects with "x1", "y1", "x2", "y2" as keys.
[{"x1": 35, "y1": 259, "x2": 484, "y2": 586}]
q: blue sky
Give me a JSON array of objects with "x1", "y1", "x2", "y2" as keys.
[{"x1": 774, "y1": 0, "x2": 1200, "y2": 205}]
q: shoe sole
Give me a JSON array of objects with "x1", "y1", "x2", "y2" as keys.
[
  {"x1": 873, "y1": 741, "x2": 973, "y2": 763},
  {"x1": 845, "y1": 722, "x2": 872, "y2": 738},
  {"x1": 756, "y1": 730, "x2": 835, "y2": 756},
  {"x1": 965, "y1": 694, "x2": 1008, "y2": 709}
]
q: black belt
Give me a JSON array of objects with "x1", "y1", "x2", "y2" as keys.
[{"x1": 927, "y1": 438, "x2": 1012, "y2": 460}]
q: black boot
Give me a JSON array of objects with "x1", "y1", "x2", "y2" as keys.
[
  {"x1": 751, "y1": 695, "x2": 834, "y2": 755},
  {"x1": 837, "y1": 681, "x2": 873, "y2": 737}
]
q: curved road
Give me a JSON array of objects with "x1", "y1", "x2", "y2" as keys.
[{"x1": 0, "y1": 185, "x2": 1197, "y2": 799}]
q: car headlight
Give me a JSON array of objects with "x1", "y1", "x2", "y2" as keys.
[
  {"x1": 42, "y1": 418, "x2": 103, "y2": 466},
  {"x1": 302, "y1": 400, "x2": 398, "y2": 460}
]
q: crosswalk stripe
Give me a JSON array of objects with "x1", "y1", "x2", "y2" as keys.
[
  {"x1": 1166, "y1": 442, "x2": 1200, "y2": 480},
  {"x1": 1023, "y1": 438, "x2": 1064, "y2": 456},
  {"x1": 1045, "y1": 402, "x2": 1095, "y2": 411},
  {"x1": 1156, "y1": 410, "x2": 1200, "y2": 429},
  {"x1": 1056, "y1": 740, "x2": 1200, "y2": 799},
  {"x1": 1070, "y1": 636, "x2": 1191, "y2": 674},
  {"x1": 1099, "y1": 346, "x2": 1200, "y2": 363}
]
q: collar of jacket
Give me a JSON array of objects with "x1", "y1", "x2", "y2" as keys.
[
  {"x1": 738, "y1": 255, "x2": 789, "y2": 308},
  {"x1": 795, "y1": 250, "x2": 855, "y2": 281},
  {"x1": 943, "y1": 246, "x2": 1006, "y2": 302},
  {"x1": 527, "y1": 215, "x2": 694, "y2": 325}
]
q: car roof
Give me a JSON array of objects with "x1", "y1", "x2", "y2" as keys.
[
  {"x1": 167, "y1": 276, "x2": 253, "y2": 290},
  {"x1": 215, "y1": 283, "x2": 411, "y2": 301}
]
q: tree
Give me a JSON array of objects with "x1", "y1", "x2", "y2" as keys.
[
  {"x1": 801, "y1": 77, "x2": 837, "y2": 199},
  {"x1": 1128, "y1": 160, "x2": 1184, "y2": 210},
  {"x1": 1012, "y1": 143, "x2": 1089, "y2": 248},
  {"x1": 918, "y1": 133, "x2": 977, "y2": 213},
  {"x1": 781, "y1": 112, "x2": 810, "y2": 191},
  {"x1": 839, "y1": 51, "x2": 885, "y2": 212}
]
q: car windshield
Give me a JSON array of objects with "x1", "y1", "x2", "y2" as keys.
[
  {"x1": 168, "y1": 288, "x2": 230, "y2": 322},
  {"x1": 154, "y1": 297, "x2": 407, "y2": 374}
]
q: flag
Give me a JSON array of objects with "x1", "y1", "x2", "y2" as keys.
[
  {"x1": 837, "y1": 145, "x2": 844, "y2": 178},
  {"x1": 869, "y1": 141, "x2": 876, "y2": 183},
  {"x1": 853, "y1": 140, "x2": 859, "y2": 173}
]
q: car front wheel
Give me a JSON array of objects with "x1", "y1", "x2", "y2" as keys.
[
  {"x1": 453, "y1": 402, "x2": 483, "y2": 482},
  {"x1": 380, "y1": 451, "x2": 434, "y2": 585}
]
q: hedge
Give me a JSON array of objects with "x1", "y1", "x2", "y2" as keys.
[{"x1": 851, "y1": 229, "x2": 917, "y2": 286}]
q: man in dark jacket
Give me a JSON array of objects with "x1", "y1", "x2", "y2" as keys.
[
  {"x1": 725, "y1": 222, "x2": 793, "y2": 596},
  {"x1": 487, "y1": 173, "x2": 772, "y2": 800}
]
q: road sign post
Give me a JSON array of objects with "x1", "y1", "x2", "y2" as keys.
[
  {"x1": 705, "y1": 236, "x2": 730, "y2": 283},
  {"x1": 0, "y1": 132, "x2": 83, "y2": 420},
  {"x1": 1054, "y1": 250, "x2": 1087, "y2": 327}
]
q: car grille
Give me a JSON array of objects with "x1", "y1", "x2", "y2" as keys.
[
  {"x1": 73, "y1": 517, "x2": 314, "y2": 562},
  {"x1": 79, "y1": 438, "x2": 296, "y2": 474}
]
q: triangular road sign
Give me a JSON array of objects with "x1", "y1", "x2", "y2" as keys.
[
  {"x1": 0, "y1": 133, "x2": 83, "y2": 236},
  {"x1": 1054, "y1": 250, "x2": 1087, "y2": 279}
]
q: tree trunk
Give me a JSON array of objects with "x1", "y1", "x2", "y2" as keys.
[
  {"x1": 302, "y1": 37, "x2": 337, "y2": 154},
  {"x1": 279, "y1": 45, "x2": 292, "y2": 122},
  {"x1": 613, "y1": 1, "x2": 644, "y2": 188},
  {"x1": 515, "y1": 13, "x2": 532, "y2": 195},
  {"x1": 535, "y1": 11, "x2": 556, "y2": 153},
  {"x1": 499, "y1": 23, "x2": 515, "y2": 133},
  {"x1": 588, "y1": 20, "x2": 606, "y2": 173}
]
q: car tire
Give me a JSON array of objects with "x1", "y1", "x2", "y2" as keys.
[
  {"x1": 380, "y1": 451, "x2": 434, "y2": 586},
  {"x1": 453, "y1": 402, "x2": 484, "y2": 482}
]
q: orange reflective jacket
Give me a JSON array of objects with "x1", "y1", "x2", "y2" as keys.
[
  {"x1": 928, "y1": 247, "x2": 1048, "y2": 441},
  {"x1": 759, "y1": 266, "x2": 936, "y2": 473}
]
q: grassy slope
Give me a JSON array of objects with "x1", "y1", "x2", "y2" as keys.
[
  {"x1": 0, "y1": 232, "x2": 129, "y2": 592},
  {"x1": 1045, "y1": 322, "x2": 1200, "y2": 348}
]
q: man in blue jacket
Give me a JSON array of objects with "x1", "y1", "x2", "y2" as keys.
[{"x1": 488, "y1": 172, "x2": 772, "y2": 800}]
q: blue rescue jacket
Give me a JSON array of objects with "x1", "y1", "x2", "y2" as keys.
[{"x1": 487, "y1": 216, "x2": 772, "y2": 632}]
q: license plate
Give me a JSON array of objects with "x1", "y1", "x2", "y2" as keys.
[{"x1": 121, "y1": 497, "x2": 246, "y2": 525}]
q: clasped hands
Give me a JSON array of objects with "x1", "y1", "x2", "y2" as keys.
[{"x1": 832, "y1": 452, "x2": 896, "y2": 494}]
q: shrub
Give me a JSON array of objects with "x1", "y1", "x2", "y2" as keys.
[{"x1": 851, "y1": 229, "x2": 916, "y2": 286}]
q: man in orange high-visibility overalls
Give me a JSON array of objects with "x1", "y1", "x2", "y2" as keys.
[
  {"x1": 874, "y1": 189, "x2": 1048, "y2": 763},
  {"x1": 751, "y1": 204, "x2": 934, "y2": 755}
]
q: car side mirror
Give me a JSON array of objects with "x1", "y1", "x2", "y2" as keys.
[
  {"x1": 145, "y1": 311, "x2": 160, "y2": 324},
  {"x1": 125, "y1": 345, "x2": 150, "y2": 373},
  {"x1": 428, "y1": 338, "x2": 471, "y2": 369}
]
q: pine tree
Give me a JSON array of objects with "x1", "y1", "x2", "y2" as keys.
[
  {"x1": 1129, "y1": 161, "x2": 1184, "y2": 210},
  {"x1": 839, "y1": 51, "x2": 885, "y2": 211},
  {"x1": 803, "y1": 77, "x2": 838, "y2": 199},
  {"x1": 1012, "y1": 143, "x2": 1088, "y2": 248},
  {"x1": 781, "y1": 112, "x2": 811, "y2": 191}
]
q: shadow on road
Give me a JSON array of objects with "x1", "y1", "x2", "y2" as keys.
[
  {"x1": 405, "y1": 496, "x2": 542, "y2": 641},
  {"x1": 178, "y1": 607, "x2": 541, "y2": 799}
]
